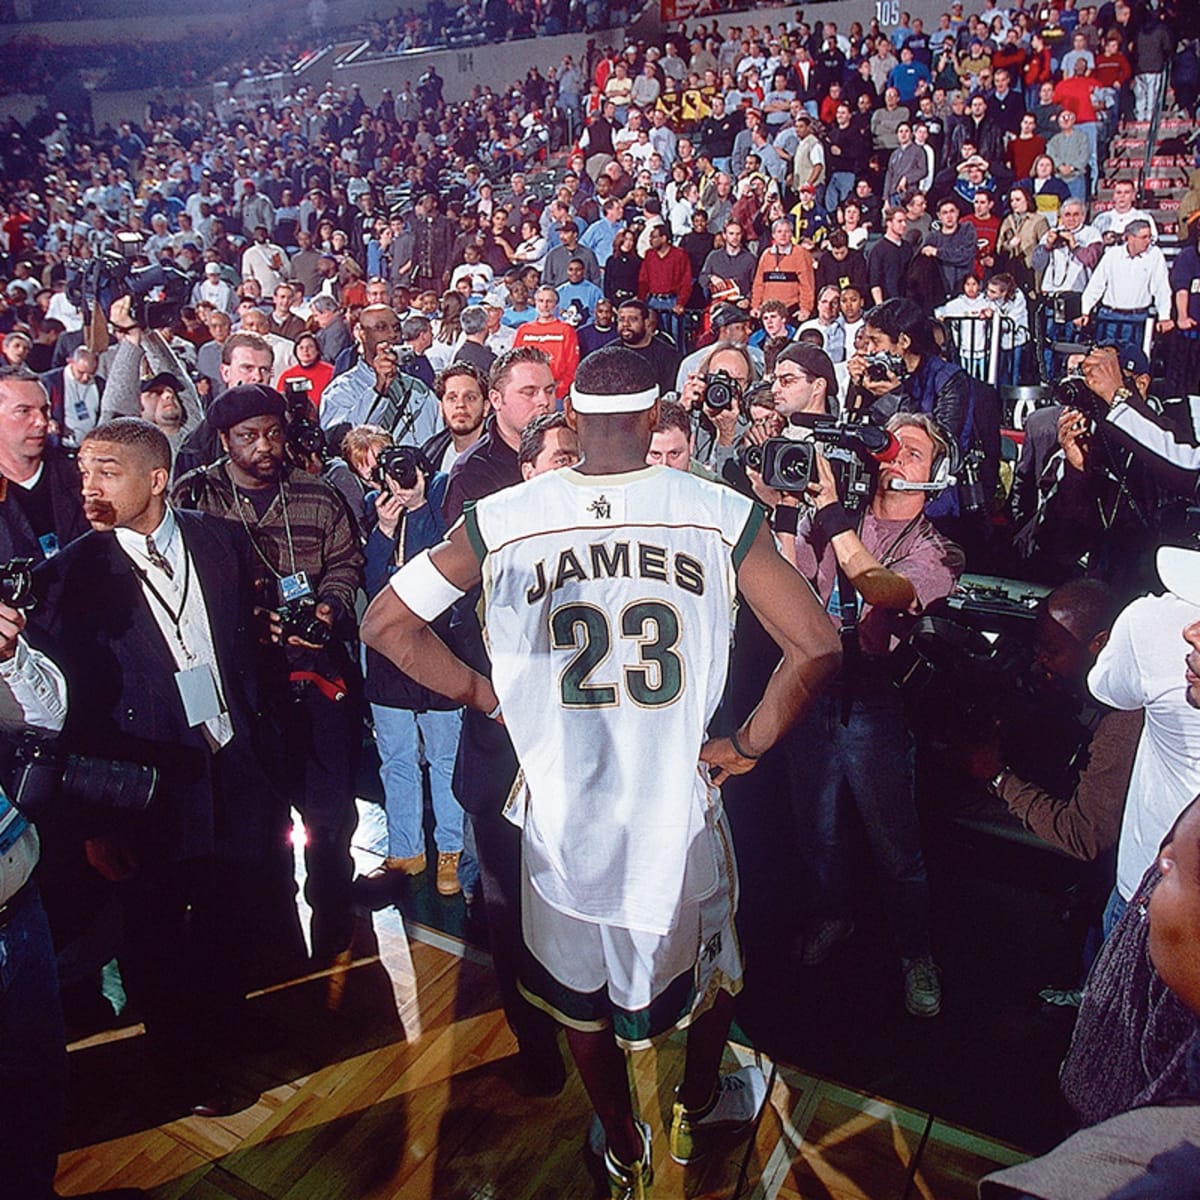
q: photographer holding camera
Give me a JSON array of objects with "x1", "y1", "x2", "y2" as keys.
[
  {"x1": 0, "y1": 594, "x2": 71, "y2": 1198},
  {"x1": 103, "y1": 296, "x2": 202, "y2": 472},
  {"x1": 319, "y1": 305, "x2": 442, "y2": 447},
  {"x1": 844, "y1": 297, "x2": 997, "y2": 551},
  {"x1": 768, "y1": 411, "x2": 965, "y2": 1016},
  {"x1": 677, "y1": 340, "x2": 757, "y2": 473},
  {"x1": 356, "y1": 438, "x2": 467, "y2": 900},
  {"x1": 172, "y1": 384, "x2": 364, "y2": 965},
  {"x1": 1037, "y1": 344, "x2": 1173, "y2": 597}
]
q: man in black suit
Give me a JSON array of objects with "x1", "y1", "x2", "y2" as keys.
[
  {"x1": 0, "y1": 365, "x2": 88, "y2": 562},
  {"x1": 27, "y1": 417, "x2": 296, "y2": 1116}
]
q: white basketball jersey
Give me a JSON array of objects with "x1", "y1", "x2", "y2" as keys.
[{"x1": 463, "y1": 465, "x2": 763, "y2": 935}]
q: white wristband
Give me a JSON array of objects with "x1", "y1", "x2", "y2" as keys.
[{"x1": 388, "y1": 549, "x2": 466, "y2": 622}]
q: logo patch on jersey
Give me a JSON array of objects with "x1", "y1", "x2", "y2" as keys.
[{"x1": 587, "y1": 494, "x2": 612, "y2": 520}]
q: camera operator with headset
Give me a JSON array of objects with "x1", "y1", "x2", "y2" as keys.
[
  {"x1": 0, "y1": 594, "x2": 71, "y2": 1199},
  {"x1": 842, "y1": 297, "x2": 998, "y2": 556},
  {"x1": 354, "y1": 437, "x2": 468, "y2": 901},
  {"x1": 762, "y1": 410, "x2": 965, "y2": 1017},
  {"x1": 172, "y1": 384, "x2": 365, "y2": 966}
]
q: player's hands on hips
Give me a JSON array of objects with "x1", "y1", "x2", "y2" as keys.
[{"x1": 700, "y1": 735, "x2": 759, "y2": 786}]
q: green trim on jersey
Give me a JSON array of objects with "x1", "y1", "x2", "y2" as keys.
[
  {"x1": 462, "y1": 501, "x2": 487, "y2": 564},
  {"x1": 732, "y1": 503, "x2": 767, "y2": 570}
]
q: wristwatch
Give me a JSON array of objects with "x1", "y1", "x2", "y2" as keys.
[{"x1": 1109, "y1": 386, "x2": 1133, "y2": 410}]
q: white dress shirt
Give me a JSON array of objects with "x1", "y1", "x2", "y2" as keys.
[
  {"x1": 1081, "y1": 243, "x2": 1172, "y2": 317},
  {"x1": 115, "y1": 509, "x2": 233, "y2": 749}
]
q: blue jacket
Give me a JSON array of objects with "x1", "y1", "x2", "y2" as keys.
[{"x1": 363, "y1": 472, "x2": 458, "y2": 710}]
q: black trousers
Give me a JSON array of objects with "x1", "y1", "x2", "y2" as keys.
[
  {"x1": 282, "y1": 684, "x2": 360, "y2": 960},
  {"x1": 118, "y1": 858, "x2": 256, "y2": 1084},
  {"x1": 469, "y1": 801, "x2": 561, "y2": 1059}
]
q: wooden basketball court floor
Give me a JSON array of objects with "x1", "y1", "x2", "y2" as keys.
[{"x1": 53, "y1": 810, "x2": 1030, "y2": 1200}]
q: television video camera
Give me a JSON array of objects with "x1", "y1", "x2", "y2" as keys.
[
  {"x1": 739, "y1": 417, "x2": 900, "y2": 511},
  {"x1": 892, "y1": 577, "x2": 1094, "y2": 795},
  {"x1": 65, "y1": 232, "x2": 190, "y2": 330}
]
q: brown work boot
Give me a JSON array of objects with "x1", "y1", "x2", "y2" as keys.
[
  {"x1": 387, "y1": 853, "x2": 427, "y2": 876},
  {"x1": 436, "y1": 851, "x2": 462, "y2": 896}
]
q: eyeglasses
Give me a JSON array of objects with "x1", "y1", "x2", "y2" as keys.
[{"x1": 770, "y1": 371, "x2": 809, "y2": 386}]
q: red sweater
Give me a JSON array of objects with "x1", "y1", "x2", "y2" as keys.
[
  {"x1": 513, "y1": 318, "x2": 579, "y2": 399},
  {"x1": 637, "y1": 245, "x2": 693, "y2": 307}
]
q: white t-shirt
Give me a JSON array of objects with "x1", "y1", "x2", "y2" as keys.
[
  {"x1": 1088, "y1": 591, "x2": 1200, "y2": 899},
  {"x1": 461, "y1": 465, "x2": 762, "y2": 935}
]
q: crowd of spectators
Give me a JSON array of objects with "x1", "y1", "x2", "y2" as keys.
[{"x1": 1, "y1": 0, "x2": 1200, "y2": 1195}]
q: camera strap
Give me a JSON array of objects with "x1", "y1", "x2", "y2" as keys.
[
  {"x1": 137, "y1": 550, "x2": 195, "y2": 663},
  {"x1": 366, "y1": 375, "x2": 420, "y2": 446},
  {"x1": 231, "y1": 481, "x2": 298, "y2": 582},
  {"x1": 391, "y1": 508, "x2": 408, "y2": 569}
]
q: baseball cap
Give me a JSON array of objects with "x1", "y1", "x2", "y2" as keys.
[
  {"x1": 711, "y1": 301, "x2": 751, "y2": 330},
  {"x1": 775, "y1": 342, "x2": 839, "y2": 401},
  {"x1": 481, "y1": 290, "x2": 506, "y2": 309},
  {"x1": 1157, "y1": 546, "x2": 1200, "y2": 606},
  {"x1": 140, "y1": 371, "x2": 183, "y2": 394},
  {"x1": 204, "y1": 262, "x2": 221, "y2": 275},
  {"x1": 1115, "y1": 342, "x2": 1151, "y2": 377}
]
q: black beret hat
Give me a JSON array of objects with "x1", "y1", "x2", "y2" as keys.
[{"x1": 209, "y1": 383, "x2": 285, "y2": 432}]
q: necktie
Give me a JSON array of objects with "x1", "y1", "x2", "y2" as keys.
[{"x1": 145, "y1": 535, "x2": 174, "y2": 580}]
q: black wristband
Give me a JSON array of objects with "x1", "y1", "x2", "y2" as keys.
[
  {"x1": 772, "y1": 504, "x2": 800, "y2": 536},
  {"x1": 813, "y1": 503, "x2": 856, "y2": 540},
  {"x1": 730, "y1": 727, "x2": 761, "y2": 760}
]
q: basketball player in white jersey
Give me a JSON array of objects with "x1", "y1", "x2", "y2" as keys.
[{"x1": 362, "y1": 345, "x2": 840, "y2": 1198}]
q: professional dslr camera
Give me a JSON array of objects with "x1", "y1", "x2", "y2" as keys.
[
  {"x1": 372, "y1": 444, "x2": 430, "y2": 492},
  {"x1": 65, "y1": 232, "x2": 190, "y2": 330},
  {"x1": 10, "y1": 731, "x2": 158, "y2": 824},
  {"x1": 1050, "y1": 342, "x2": 1108, "y2": 421},
  {"x1": 863, "y1": 349, "x2": 907, "y2": 384},
  {"x1": 701, "y1": 369, "x2": 744, "y2": 413},
  {"x1": 282, "y1": 379, "x2": 327, "y2": 465},
  {"x1": 278, "y1": 594, "x2": 331, "y2": 647},
  {"x1": 0, "y1": 559, "x2": 36, "y2": 611}
]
